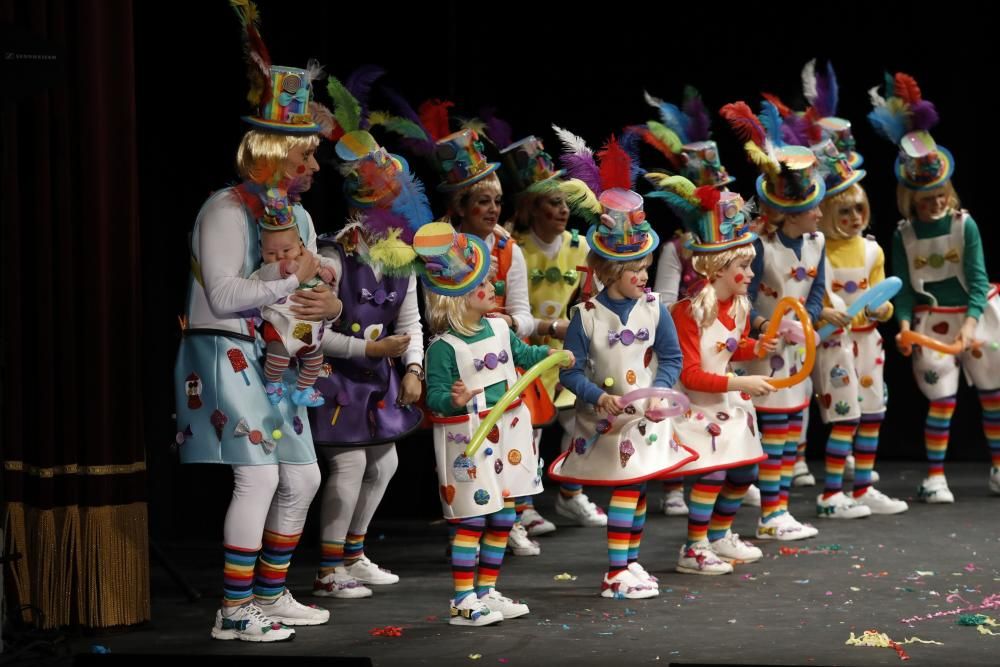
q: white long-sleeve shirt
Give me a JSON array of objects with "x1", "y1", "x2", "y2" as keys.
[
  {"x1": 653, "y1": 241, "x2": 683, "y2": 307},
  {"x1": 316, "y1": 245, "x2": 425, "y2": 368}
]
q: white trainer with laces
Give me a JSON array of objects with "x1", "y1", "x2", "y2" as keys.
[
  {"x1": 709, "y1": 530, "x2": 763, "y2": 563},
  {"x1": 601, "y1": 569, "x2": 658, "y2": 599},
  {"x1": 917, "y1": 475, "x2": 955, "y2": 504},
  {"x1": 756, "y1": 511, "x2": 818, "y2": 541},
  {"x1": 792, "y1": 459, "x2": 816, "y2": 487},
  {"x1": 478, "y1": 588, "x2": 530, "y2": 619},
  {"x1": 256, "y1": 589, "x2": 330, "y2": 626},
  {"x1": 626, "y1": 561, "x2": 659, "y2": 588},
  {"x1": 520, "y1": 508, "x2": 556, "y2": 537},
  {"x1": 742, "y1": 484, "x2": 761, "y2": 507},
  {"x1": 816, "y1": 491, "x2": 872, "y2": 519},
  {"x1": 507, "y1": 522, "x2": 541, "y2": 556},
  {"x1": 345, "y1": 555, "x2": 399, "y2": 585},
  {"x1": 853, "y1": 487, "x2": 908, "y2": 514},
  {"x1": 312, "y1": 566, "x2": 373, "y2": 599},
  {"x1": 450, "y1": 594, "x2": 503, "y2": 627},
  {"x1": 659, "y1": 489, "x2": 689, "y2": 516},
  {"x1": 211, "y1": 603, "x2": 295, "y2": 642},
  {"x1": 676, "y1": 541, "x2": 734, "y2": 575},
  {"x1": 555, "y1": 493, "x2": 608, "y2": 527}
]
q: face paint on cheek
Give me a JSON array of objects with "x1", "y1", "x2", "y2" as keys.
[
  {"x1": 476, "y1": 290, "x2": 486, "y2": 300},
  {"x1": 629, "y1": 276, "x2": 638, "y2": 285},
  {"x1": 470, "y1": 206, "x2": 482, "y2": 217},
  {"x1": 734, "y1": 273, "x2": 745, "y2": 284},
  {"x1": 296, "y1": 165, "x2": 306, "y2": 174}
]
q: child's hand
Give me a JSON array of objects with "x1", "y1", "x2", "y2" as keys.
[
  {"x1": 596, "y1": 393, "x2": 623, "y2": 416},
  {"x1": 366, "y1": 334, "x2": 411, "y2": 358},
  {"x1": 293, "y1": 252, "x2": 321, "y2": 284},
  {"x1": 644, "y1": 396, "x2": 664, "y2": 422},
  {"x1": 278, "y1": 259, "x2": 299, "y2": 278},
  {"x1": 820, "y1": 307, "x2": 852, "y2": 328},
  {"x1": 731, "y1": 375, "x2": 778, "y2": 397},
  {"x1": 549, "y1": 348, "x2": 575, "y2": 368},
  {"x1": 317, "y1": 265, "x2": 336, "y2": 285},
  {"x1": 451, "y1": 380, "x2": 483, "y2": 408},
  {"x1": 754, "y1": 335, "x2": 778, "y2": 356},
  {"x1": 867, "y1": 303, "x2": 890, "y2": 321}
]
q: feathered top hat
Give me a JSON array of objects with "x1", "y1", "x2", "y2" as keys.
[
  {"x1": 801, "y1": 59, "x2": 863, "y2": 168},
  {"x1": 232, "y1": 0, "x2": 321, "y2": 134},
  {"x1": 639, "y1": 87, "x2": 735, "y2": 188},
  {"x1": 332, "y1": 130, "x2": 433, "y2": 276},
  {"x1": 434, "y1": 129, "x2": 501, "y2": 192},
  {"x1": 646, "y1": 176, "x2": 756, "y2": 253},
  {"x1": 499, "y1": 136, "x2": 565, "y2": 194},
  {"x1": 868, "y1": 72, "x2": 952, "y2": 191},
  {"x1": 256, "y1": 188, "x2": 297, "y2": 232},
  {"x1": 550, "y1": 127, "x2": 658, "y2": 260},
  {"x1": 413, "y1": 222, "x2": 491, "y2": 296},
  {"x1": 721, "y1": 101, "x2": 826, "y2": 213}
]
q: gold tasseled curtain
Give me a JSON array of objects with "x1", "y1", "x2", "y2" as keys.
[{"x1": 1, "y1": 0, "x2": 150, "y2": 628}]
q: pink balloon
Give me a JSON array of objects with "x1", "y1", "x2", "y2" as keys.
[
  {"x1": 616, "y1": 387, "x2": 690, "y2": 420},
  {"x1": 777, "y1": 320, "x2": 819, "y2": 345}
]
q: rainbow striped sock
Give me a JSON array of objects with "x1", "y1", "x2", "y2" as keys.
[
  {"x1": 780, "y1": 410, "x2": 804, "y2": 511},
  {"x1": 823, "y1": 420, "x2": 859, "y2": 497},
  {"x1": 978, "y1": 389, "x2": 1000, "y2": 468},
  {"x1": 852, "y1": 413, "x2": 883, "y2": 497},
  {"x1": 607, "y1": 485, "x2": 641, "y2": 577},
  {"x1": 223, "y1": 544, "x2": 258, "y2": 607},
  {"x1": 254, "y1": 530, "x2": 301, "y2": 603},
  {"x1": 707, "y1": 464, "x2": 757, "y2": 542},
  {"x1": 477, "y1": 499, "x2": 515, "y2": 596},
  {"x1": 319, "y1": 539, "x2": 345, "y2": 576},
  {"x1": 515, "y1": 496, "x2": 534, "y2": 519},
  {"x1": 344, "y1": 532, "x2": 365, "y2": 566},
  {"x1": 627, "y1": 486, "x2": 647, "y2": 564},
  {"x1": 687, "y1": 472, "x2": 724, "y2": 546},
  {"x1": 560, "y1": 483, "x2": 583, "y2": 499},
  {"x1": 758, "y1": 412, "x2": 789, "y2": 519},
  {"x1": 450, "y1": 516, "x2": 485, "y2": 603},
  {"x1": 925, "y1": 396, "x2": 956, "y2": 477}
]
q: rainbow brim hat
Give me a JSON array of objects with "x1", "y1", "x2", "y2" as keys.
[
  {"x1": 817, "y1": 117, "x2": 863, "y2": 169},
  {"x1": 242, "y1": 66, "x2": 321, "y2": 134},
  {"x1": 895, "y1": 131, "x2": 954, "y2": 191},
  {"x1": 755, "y1": 146, "x2": 827, "y2": 213},
  {"x1": 435, "y1": 129, "x2": 501, "y2": 192},
  {"x1": 680, "y1": 141, "x2": 736, "y2": 188},
  {"x1": 413, "y1": 222, "x2": 491, "y2": 296},
  {"x1": 587, "y1": 188, "x2": 660, "y2": 261},
  {"x1": 500, "y1": 135, "x2": 565, "y2": 193},
  {"x1": 685, "y1": 191, "x2": 757, "y2": 253},
  {"x1": 810, "y1": 138, "x2": 866, "y2": 197}
]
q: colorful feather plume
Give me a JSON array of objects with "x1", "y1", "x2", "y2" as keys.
[
  {"x1": 418, "y1": 99, "x2": 454, "y2": 141},
  {"x1": 813, "y1": 60, "x2": 839, "y2": 119},
  {"x1": 552, "y1": 124, "x2": 601, "y2": 195},
  {"x1": 682, "y1": 86, "x2": 711, "y2": 142},
  {"x1": 720, "y1": 102, "x2": 768, "y2": 148},
  {"x1": 645, "y1": 174, "x2": 703, "y2": 223},
  {"x1": 389, "y1": 170, "x2": 433, "y2": 241},
  {"x1": 326, "y1": 75, "x2": 362, "y2": 134},
  {"x1": 867, "y1": 71, "x2": 939, "y2": 143},
  {"x1": 231, "y1": 0, "x2": 271, "y2": 108},
  {"x1": 801, "y1": 58, "x2": 817, "y2": 109},
  {"x1": 625, "y1": 124, "x2": 681, "y2": 170},
  {"x1": 479, "y1": 107, "x2": 513, "y2": 150},
  {"x1": 644, "y1": 90, "x2": 689, "y2": 144},
  {"x1": 558, "y1": 178, "x2": 601, "y2": 225},
  {"x1": 646, "y1": 120, "x2": 683, "y2": 154},
  {"x1": 893, "y1": 72, "x2": 922, "y2": 104},
  {"x1": 309, "y1": 101, "x2": 341, "y2": 141},
  {"x1": 597, "y1": 136, "x2": 633, "y2": 191},
  {"x1": 618, "y1": 130, "x2": 645, "y2": 182},
  {"x1": 345, "y1": 65, "x2": 386, "y2": 128},
  {"x1": 378, "y1": 85, "x2": 435, "y2": 155},
  {"x1": 759, "y1": 100, "x2": 786, "y2": 147}
]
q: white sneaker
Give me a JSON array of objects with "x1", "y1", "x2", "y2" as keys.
[
  {"x1": 507, "y1": 522, "x2": 541, "y2": 556},
  {"x1": 627, "y1": 561, "x2": 659, "y2": 588},
  {"x1": 478, "y1": 588, "x2": 529, "y2": 619},
  {"x1": 555, "y1": 493, "x2": 608, "y2": 527},
  {"x1": 792, "y1": 459, "x2": 816, "y2": 487},
  {"x1": 816, "y1": 491, "x2": 873, "y2": 519},
  {"x1": 756, "y1": 512, "x2": 818, "y2": 541},
  {"x1": 709, "y1": 530, "x2": 763, "y2": 563},
  {"x1": 989, "y1": 467, "x2": 1000, "y2": 495},
  {"x1": 256, "y1": 589, "x2": 330, "y2": 626},
  {"x1": 312, "y1": 567, "x2": 373, "y2": 599},
  {"x1": 917, "y1": 475, "x2": 955, "y2": 504},
  {"x1": 844, "y1": 455, "x2": 880, "y2": 482},
  {"x1": 676, "y1": 541, "x2": 734, "y2": 575},
  {"x1": 211, "y1": 604, "x2": 295, "y2": 642},
  {"x1": 521, "y1": 508, "x2": 557, "y2": 537},
  {"x1": 659, "y1": 489, "x2": 689, "y2": 516},
  {"x1": 450, "y1": 594, "x2": 503, "y2": 627},
  {"x1": 345, "y1": 555, "x2": 400, "y2": 585},
  {"x1": 742, "y1": 484, "x2": 761, "y2": 507},
  {"x1": 853, "y1": 487, "x2": 908, "y2": 514},
  {"x1": 601, "y1": 569, "x2": 659, "y2": 599}
]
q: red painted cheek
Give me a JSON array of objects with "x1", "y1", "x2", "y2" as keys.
[
  {"x1": 296, "y1": 165, "x2": 306, "y2": 174},
  {"x1": 470, "y1": 206, "x2": 482, "y2": 216},
  {"x1": 629, "y1": 276, "x2": 639, "y2": 285},
  {"x1": 545, "y1": 210, "x2": 555, "y2": 221},
  {"x1": 734, "y1": 274, "x2": 745, "y2": 284},
  {"x1": 476, "y1": 290, "x2": 486, "y2": 300}
]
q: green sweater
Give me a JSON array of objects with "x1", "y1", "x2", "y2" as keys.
[
  {"x1": 892, "y1": 213, "x2": 990, "y2": 323},
  {"x1": 426, "y1": 318, "x2": 550, "y2": 417}
]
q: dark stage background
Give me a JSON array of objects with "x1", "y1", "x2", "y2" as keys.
[{"x1": 133, "y1": 2, "x2": 995, "y2": 541}]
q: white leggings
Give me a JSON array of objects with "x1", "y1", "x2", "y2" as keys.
[
  {"x1": 223, "y1": 462, "x2": 322, "y2": 549},
  {"x1": 319, "y1": 444, "x2": 399, "y2": 542}
]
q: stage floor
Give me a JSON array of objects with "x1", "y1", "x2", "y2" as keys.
[{"x1": 82, "y1": 461, "x2": 999, "y2": 665}]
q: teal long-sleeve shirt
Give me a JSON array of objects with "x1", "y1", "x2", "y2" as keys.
[
  {"x1": 425, "y1": 318, "x2": 550, "y2": 417},
  {"x1": 891, "y1": 213, "x2": 990, "y2": 323}
]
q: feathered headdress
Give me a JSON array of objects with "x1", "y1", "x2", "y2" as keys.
[
  {"x1": 646, "y1": 176, "x2": 756, "y2": 253},
  {"x1": 867, "y1": 72, "x2": 952, "y2": 191},
  {"x1": 799, "y1": 59, "x2": 863, "y2": 167}
]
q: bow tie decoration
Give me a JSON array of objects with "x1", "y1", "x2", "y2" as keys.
[
  {"x1": 789, "y1": 266, "x2": 818, "y2": 281},
  {"x1": 234, "y1": 418, "x2": 277, "y2": 454},
  {"x1": 832, "y1": 278, "x2": 869, "y2": 293},
  {"x1": 716, "y1": 337, "x2": 742, "y2": 353},
  {"x1": 913, "y1": 249, "x2": 960, "y2": 269},
  {"x1": 360, "y1": 288, "x2": 397, "y2": 305},
  {"x1": 530, "y1": 267, "x2": 579, "y2": 284},
  {"x1": 277, "y1": 85, "x2": 310, "y2": 108},
  {"x1": 447, "y1": 432, "x2": 470, "y2": 444},
  {"x1": 608, "y1": 328, "x2": 650, "y2": 346},
  {"x1": 474, "y1": 350, "x2": 509, "y2": 371}
]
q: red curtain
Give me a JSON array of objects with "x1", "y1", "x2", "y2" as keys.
[{"x1": 1, "y1": 0, "x2": 149, "y2": 628}]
